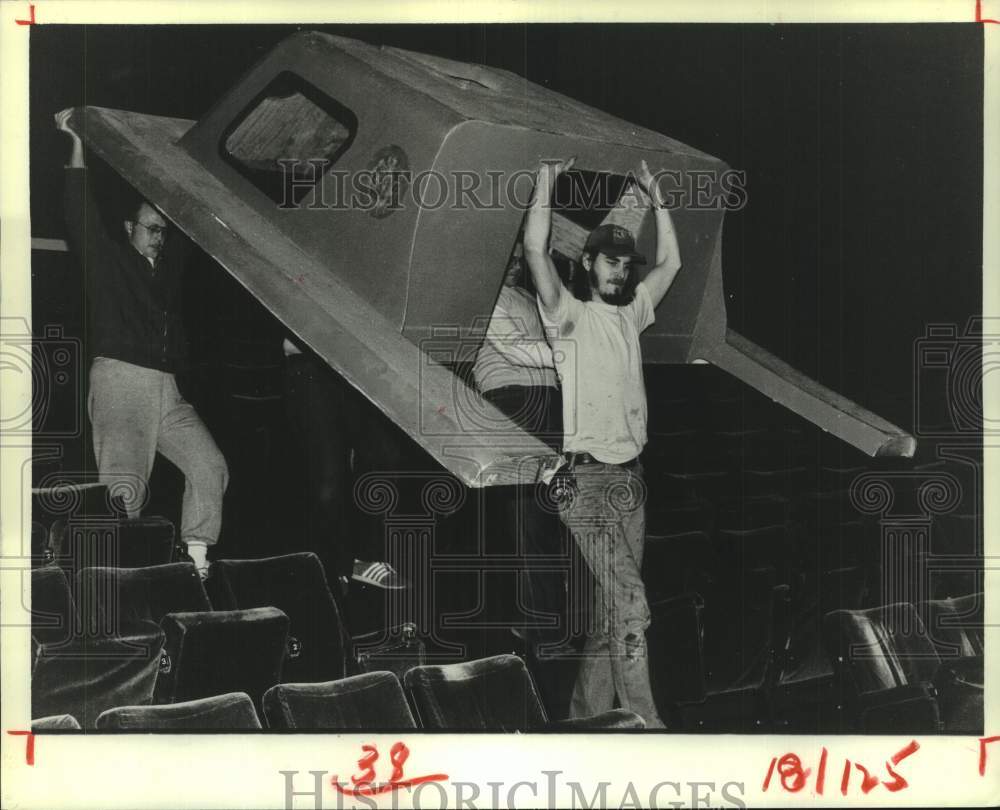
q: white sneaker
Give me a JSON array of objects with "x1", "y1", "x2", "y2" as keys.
[
  {"x1": 351, "y1": 560, "x2": 408, "y2": 589},
  {"x1": 186, "y1": 541, "x2": 210, "y2": 580}
]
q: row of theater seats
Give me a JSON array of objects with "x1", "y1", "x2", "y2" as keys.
[
  {"x1": 34, "y1": 552, "x2": 980, "y2": 734},
  {"x1": 33, "y1": 654, "x2": 645, "y2": 732},
  {"x1": 30, "y1": 459, "x2": 982, "y2": 735},
  {"x1": 635, "y1": 408, "x2": 982, "y2": 734},
  {"x1": 31, "y1": 480, "x2": 179, "y2": 568},
  {"x1": 645, "y1": 588, "x2": 984, "y2": 734},
  {"x1": 31, "y1": 553, "x2": 366, "y2": 727}
]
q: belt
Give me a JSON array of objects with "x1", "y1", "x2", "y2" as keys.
[{"x1": 566, "y1": 452, "x2": 639, "y2": 470}]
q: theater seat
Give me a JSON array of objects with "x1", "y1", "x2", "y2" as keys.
[
  {"x1": 77, "y1": 564, "x2": 290, "y2": 706},
  {"x1": 96, "y1": 692, "x2": 262, "y2": 731},
  {"x1": 31, "y1": 482, "x2": 125, "y2": 562},
  {"x1": 32, "y1": 714, "x2": 82, "y2": 731},
  {"x1": 158, "y1": 607, "x2": 289, "y2": 705},
  {"x1": 263, "y1": 671, "x2": 417, "y2": 730},
  {"x1": 32, "y1": 630, "x2": 166, "y2": 729},
  {"x1": 673, "y1": 567, "x2": 791, "y2": 732},
  {"x1": 918, "y1": 592, "x2": 983, "y2": 729},
  {"x1": 31, "y1": 566, "x2": 75, "y2": 645},
  {"x1": 919, "y1": 592, "x2": 984, "y2": 660},
  {"x1": 771, "y1": 565, "x2": 868, "y2": 732},
  {"x1": 77, "y1": 563, "x2": 209, "y2": 635},
  {"x1": 209, "y1": 553, "x2": 350, "y2": 683},
  {"x1": 403, "y1": 654, "x2": 645, "y2": 731},
  {"x1": 824, "y1": 602, "x2": 982, "y2": 733},
  {"x1": 51, "y1": 515, "x2": 177, "y2": 573},
  {"x1": 647, "y1": 592, "x2": 707, "y2": 718}
]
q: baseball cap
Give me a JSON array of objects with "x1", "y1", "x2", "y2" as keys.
[{"x1": 583, "y1": 224, "x2": 646, "y2": 265}]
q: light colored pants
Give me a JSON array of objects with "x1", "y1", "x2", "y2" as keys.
[
  {"x1": 559, "y1": 461, "x2": 665, "y2": 728},
  {"x1": 88, "y1": 357, "x2": 228, "y2": 546}
]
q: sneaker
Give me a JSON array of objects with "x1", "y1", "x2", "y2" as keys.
[
  {"x1": 184, "y1": 541, "x2": 210, "y2": 580},
  {"x1": 351, "y1": 560, "x2": 408, "y2": 590}
]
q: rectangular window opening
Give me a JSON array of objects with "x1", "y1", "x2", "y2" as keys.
[{"x1": 221, "y1": 71, "x2": 357, "y2": 207}]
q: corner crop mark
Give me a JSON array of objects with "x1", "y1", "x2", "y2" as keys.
[
  {"x1": 7, "y1": 730, "x2": 35, "y2": 765},
  {"x1": 977, "y1": 0, "x2": 1000, "y2": 23},
  {"x1": 15, "y1": 4, "x2": 36, "y2": 25}
]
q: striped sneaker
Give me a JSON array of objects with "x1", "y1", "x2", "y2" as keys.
[{"x1": 351, "y1": 560, "x2": 408, "y2": 590}]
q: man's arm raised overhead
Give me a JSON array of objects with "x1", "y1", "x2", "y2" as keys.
[
  {"x1": 634, "y1": 159, "x2": 682, "y2": 309},
  {"x1": 523, "y1": 157, "x2": 575, "y2": 313}
]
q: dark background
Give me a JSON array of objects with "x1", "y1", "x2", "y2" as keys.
[{"x1": 29, "y1": 23, "x2": 984, "y2": 553}]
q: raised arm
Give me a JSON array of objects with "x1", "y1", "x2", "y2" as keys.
[
  {"x1": 523, "y1": 157, "x2": 574, "y2": 312},
  {"x1": 55, "y1": 108, "x2": 84, "y2": 168},
  {"x1": 635, "y1": 159, "x2": 682, "y2": 309},
  {"x1": 56, "y1": 107, "x2": 113, "y2": 259}
]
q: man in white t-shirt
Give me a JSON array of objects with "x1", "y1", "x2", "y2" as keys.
[{"x1": 523, "y1": 157, "x2": 683, "y2": 728}]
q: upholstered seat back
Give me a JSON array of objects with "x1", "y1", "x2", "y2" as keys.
[
  {"x1": 32, "y1": 630, "x2": 166, "y2": 728},
  {"x1": 210, "y1": 553, "x2": 349, "y2": 683},
  {"x1": 31, "y1": 566, "x2": 76, "y2": 645},
  {"x1": 647, "y1": 593, "x2": 706, "y2": 708},
  {"x1": 32, "y1": 713, "x2": 83, "y2": 731},
  {"x1": 403, "y1": 654, "x2": 548, "y2": 731},
  {"x1": 96, "y1": 692, "x2": 261, "y2": 731},
  {"x1": 824, "y1": 603, "x2": 941, "y2": 695},
  {"x1": 263, "y1": 671, "x2": 416, "y2": 730},
  {"x1": 51, "y1": 515, "x2": 176, "y2": 574},
  {"x1": 76, "y1": 563, "x2": 210, "y2": 636},
  {"x1": 155, "y1": 606, "x2": 289, "y2": 705},
  {"x1": 920, "y1": 592, "x2": 983, "y2": 660}
]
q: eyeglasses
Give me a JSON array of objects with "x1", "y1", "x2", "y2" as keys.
[{"x1": 134, "y1": 221, "x2": 169, "y2": 237}]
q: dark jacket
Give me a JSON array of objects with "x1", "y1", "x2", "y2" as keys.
[{"x1": 64, "y1": 167, "x2": 189, "y2": 372}]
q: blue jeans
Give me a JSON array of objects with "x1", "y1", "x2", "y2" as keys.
[{"x1": 558, "y1": 460, "x2": 665, "y2": 728}]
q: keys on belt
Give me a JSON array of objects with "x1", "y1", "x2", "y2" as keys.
[{"x1": 548, "y1": 452, "x2": 640, "y2": 508}]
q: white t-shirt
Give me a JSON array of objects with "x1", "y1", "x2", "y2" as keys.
[
  {"x1": 473, "y1": 285, "x2": 557, "y2": 393},
  {"x1": 539, "y1": 282, "x2": 655, "y2": 463}
]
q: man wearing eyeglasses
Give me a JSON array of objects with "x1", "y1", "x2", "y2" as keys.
[{"x1": 56, "y1": 108, "x2": 228, "y2": 577}]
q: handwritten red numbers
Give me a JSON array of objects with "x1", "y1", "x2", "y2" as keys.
[
  {"x1": 388, "y1": 741, "x2": 408, "y2": 782},
  {"x1": 764, "y1": 741, "x2": 920, "y2": 796},
  {"x1": 332, "y1": 741, "x2": 448, "y2": 797},
  {"x1": 352, "y1": 744, "x2": 378, "y2": 787},
  {"x1": 762, "y1": 750, "x2": 818, "y2": 793}
]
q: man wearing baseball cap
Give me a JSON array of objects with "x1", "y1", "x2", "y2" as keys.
[{"x1": 523, "y1": 158, "x2": 683, "y2": 728}]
